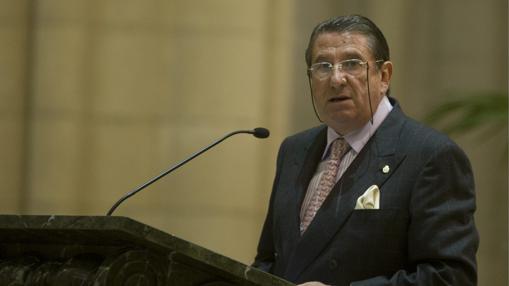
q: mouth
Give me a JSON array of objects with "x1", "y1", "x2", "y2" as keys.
[{"x1": 328, "y1": 96, "x2": 351, "y2": 103}]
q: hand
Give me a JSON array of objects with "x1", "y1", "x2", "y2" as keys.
[{"x1": 297, "y1": 282, "x2": 331, "y2": 286}]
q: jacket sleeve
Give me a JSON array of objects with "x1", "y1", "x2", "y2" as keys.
[
  {"x1": 252, "y1": 137, "x2": 289, "y2": 273},
  {"x1": 351, "y1": 142, "x2": 479, "y2": 286}
]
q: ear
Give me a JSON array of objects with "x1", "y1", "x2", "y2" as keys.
[{"x1": 379, "y1": 61, "x2": 393, "y2": 95}]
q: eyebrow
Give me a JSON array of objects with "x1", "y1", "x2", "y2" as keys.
[
  {"x1": 341, "y1": 51, "x2": 364, "y2": 60},
  {"x1": 313, "y1": 51, "x2": 365, "y2": 63},
  {"x1": 313, "y1": 55, "x2": 330, "y2": 63}
]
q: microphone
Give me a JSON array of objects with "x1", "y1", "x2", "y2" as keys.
[
  {"x1": 253, "y1": 127, "x2": 270, "y2": 138},
  {"x1": 106, "y1": 127, "x2": 270, "y2": 216}
]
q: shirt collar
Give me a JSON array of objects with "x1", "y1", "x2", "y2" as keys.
[{"x1": 323, "y1": 96, "x2": 393, "y2": 158}]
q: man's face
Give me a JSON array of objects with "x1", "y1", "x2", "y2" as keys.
[{"x1": 309, "y1": 32, "x2": 392, "y2": 135}]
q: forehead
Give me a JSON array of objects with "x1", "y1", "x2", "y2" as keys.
[{"x1": 311, "y1": 32, "x2": 374, "y2": 61}]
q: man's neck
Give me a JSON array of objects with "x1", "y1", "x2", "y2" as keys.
[{"x1": 326, "y1": 96, "x2": 393, "y2": 155}]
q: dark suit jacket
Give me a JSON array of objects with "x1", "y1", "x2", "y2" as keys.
[{"x1": 253, "y1": 100, "x2": 478, "y2": 285}]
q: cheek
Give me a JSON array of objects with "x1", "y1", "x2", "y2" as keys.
[
  {"x1": 312, "y1": 83, "x2": 329, "y2": 101},
  {"x1": 370, "y1": 72, "x2": 385, "y2": 91}
]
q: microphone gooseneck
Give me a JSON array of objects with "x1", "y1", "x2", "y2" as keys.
[{"x1": 106, "y1": 127, "x2": 269, "y2": 216}]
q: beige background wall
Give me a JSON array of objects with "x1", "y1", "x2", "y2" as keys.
[{"x1": 0, "y1": 0, "x2": 507, "y2": 285}]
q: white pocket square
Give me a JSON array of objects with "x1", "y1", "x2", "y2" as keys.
[{"x1": 355, "y1": 185, "x2": 380, "y2": 210}]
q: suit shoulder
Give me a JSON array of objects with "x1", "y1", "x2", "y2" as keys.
[
  {"x1": 400, "y1": 116, "x2": 467, "y2": 158},
  {"x1": 403, "y1": 117, "x2": 451, "y2": 143}
]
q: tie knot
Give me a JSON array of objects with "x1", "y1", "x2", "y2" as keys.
[{"x1": 329, "y1": 138, "x2": 349, "y2": 161}]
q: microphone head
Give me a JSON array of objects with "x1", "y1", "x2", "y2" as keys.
[{"x1": 253, "y1": 127, "x2": 270, "y2": 139}]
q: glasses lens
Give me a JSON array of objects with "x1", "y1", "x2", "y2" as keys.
[
  {"x1": 341, "y1": 60, "x2": 364, "y2": 75},
  {"x1": 310, "y1": 63, "x2": 332, "y2": 80}
]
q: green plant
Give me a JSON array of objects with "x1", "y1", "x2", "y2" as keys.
[{"x1": 424, "y1": 92, "x2": 508, "y2": 139}]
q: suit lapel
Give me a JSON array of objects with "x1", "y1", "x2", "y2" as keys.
[
  {"x1": 285, "y1": 104, "x2": 408, "y2": 282},
  {"x1": 282, "y1": 127, "x2": 327, "y2": 250}
]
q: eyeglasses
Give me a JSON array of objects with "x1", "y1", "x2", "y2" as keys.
[{"x1": 308, "y1": 59, "x2": 383, "y2": 80}]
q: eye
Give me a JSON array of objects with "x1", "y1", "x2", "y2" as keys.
[
  {"x1": 312, "y1": 62, "x2": 333, "y2": 72},
  {"x1": 342, "y1": 59, "x2": 362, "y2": 70}
]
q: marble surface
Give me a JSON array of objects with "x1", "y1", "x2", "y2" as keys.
[{"x1": 0, "y1": 215, "x2": 293, "y2": 286}]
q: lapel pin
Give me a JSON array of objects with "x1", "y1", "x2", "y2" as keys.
[{"x1": 382, "y1": 165, "x2": 390, "y2": 174}]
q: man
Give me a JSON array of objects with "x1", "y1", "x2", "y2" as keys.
[{"x1": 253, "y1": 15, "x2": 478, "y2": 286}]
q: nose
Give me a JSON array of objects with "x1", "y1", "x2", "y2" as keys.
[{"x1": 330, "y1": 66, "x2": 346, "y2": 87}]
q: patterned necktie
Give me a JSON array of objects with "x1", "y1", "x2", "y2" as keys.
[{"x1": 300, "y1": 137, "x2": 349, "y2": 234}]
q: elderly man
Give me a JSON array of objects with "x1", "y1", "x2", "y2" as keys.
[{"x1": 253, "y1": 15, "x2": 478, "y2": 286}]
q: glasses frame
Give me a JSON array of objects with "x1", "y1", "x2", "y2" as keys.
[{"x1": 307, "y1": 59, "x2": 385, "y2": 80}]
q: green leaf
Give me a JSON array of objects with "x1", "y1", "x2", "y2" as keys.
[{"x1": 424, "y1": 92, "x2": 508, "y2": 137}]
